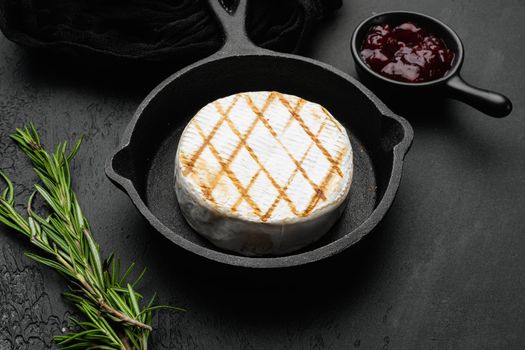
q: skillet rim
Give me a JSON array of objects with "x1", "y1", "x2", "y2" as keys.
[{"x1": 105, "y1": 50, "x2": 414, "y2": 268}]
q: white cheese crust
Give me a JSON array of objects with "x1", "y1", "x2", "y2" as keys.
[{"x1": 175, "y1": 91, "x2": 353, "y2": 256}]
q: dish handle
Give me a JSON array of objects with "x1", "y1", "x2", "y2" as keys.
[
  {"x1": 445, "y1": 75, "x2": 512, "y2": 118},
  {"x1": 208, "y1": 0, "x2": 263, "y2": 55}
]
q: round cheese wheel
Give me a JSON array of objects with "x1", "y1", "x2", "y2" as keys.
[{"x1": 175, "y1": 91, "x2": 353, "y2": 256}]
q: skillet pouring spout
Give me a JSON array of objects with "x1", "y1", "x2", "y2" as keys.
[{"x1": 105, "y1": 0, "x2": 414, "y2": 268}]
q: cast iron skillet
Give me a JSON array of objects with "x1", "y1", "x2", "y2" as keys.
[{"x1": 105, "y1": 0, "x2": 414, "y2": 268}]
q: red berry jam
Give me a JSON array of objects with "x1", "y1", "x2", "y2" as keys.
[{"x1": 360, "y1": 22, "x2": 455, "y2": 83}]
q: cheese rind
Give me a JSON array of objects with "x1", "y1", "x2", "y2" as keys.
[{"x1": 175, "y1": 91, "x2": 353, "y2": 256}]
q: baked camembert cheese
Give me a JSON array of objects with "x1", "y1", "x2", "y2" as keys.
[{"x1": 175, "y1": 91, "x2": 353, "y2": 256}]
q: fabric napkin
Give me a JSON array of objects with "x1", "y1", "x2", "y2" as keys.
[{"x1": 0, "y1": 0, "x2": 341, "y2": 65}]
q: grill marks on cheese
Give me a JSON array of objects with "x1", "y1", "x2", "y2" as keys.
[{"x1": 178, "y1": 91, "x2": 351, "y2": 222}]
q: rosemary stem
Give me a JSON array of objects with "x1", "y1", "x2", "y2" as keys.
[
  {"x1": 99, "y1": 300, "x2": 153, "y2": 331},
  {"x1": 119, "y1": 333, "x2": 133, "y2": 350}
]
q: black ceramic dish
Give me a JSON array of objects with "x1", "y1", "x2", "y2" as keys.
[
  {"x1": 351, "y1": 11, "x2": 512, "y2": 118},
  {"x1": 106, "y1": 0, "x2": 413, "y2": 268}
]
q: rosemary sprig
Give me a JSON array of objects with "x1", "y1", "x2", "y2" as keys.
[{"x1": 0, "y1": 124, "x2": 182, "y2": 349}]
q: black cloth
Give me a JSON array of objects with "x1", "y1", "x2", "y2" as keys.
[{"x1": 0, "y1": 0, "x2": 341, "y2": 64}]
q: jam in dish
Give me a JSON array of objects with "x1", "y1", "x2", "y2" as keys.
[{"x1": 360, "y1": 22, "x2": 455, "y2": 83}]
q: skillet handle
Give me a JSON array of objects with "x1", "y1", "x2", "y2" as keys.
[{"x1": 208, "y1": 0, "x2": 261, "y2": 54}]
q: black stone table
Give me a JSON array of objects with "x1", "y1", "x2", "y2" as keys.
[{"x1": 1, "y1": 1, "x2": 524, "y2": 349}]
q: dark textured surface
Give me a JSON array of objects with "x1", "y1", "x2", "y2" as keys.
[{"x1": 1, "y1": 0, "x2": 524, "y2": 349}]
